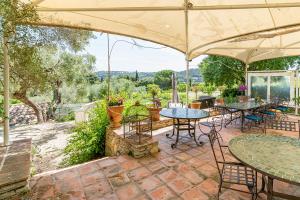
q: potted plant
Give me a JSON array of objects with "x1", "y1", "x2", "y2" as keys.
[
  {"x1": 107, "y1": 95, "x2": 124, "y2": 128},
  {"x1": 147, "y1": 84, "x2": 162, "y2": 121},
  {"x1": 237, "y1": 85, "x2": 248, "y2": 102}
]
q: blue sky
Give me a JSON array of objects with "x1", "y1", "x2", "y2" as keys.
[{"x1": 85, "y1": 32, "x2": 206, "y2": 72}]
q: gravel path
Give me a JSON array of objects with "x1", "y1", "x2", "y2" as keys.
[{"x1": 0, "y1": 121, "x2": 75, "y2": 174}]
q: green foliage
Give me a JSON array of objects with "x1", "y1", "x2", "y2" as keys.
[
  {"x1": 56, "y1": 112, "x2": 75, "y2": 122},
  {"x1": 62, "y1": 101, "x2": 109, "y2": 166},
  {"x1": 109, "y1": 78, "x2": 136, "y2": 99},
  {"x1": 0, "y1": 1, "x2": 95, "y2": 121},
  {"x1": 137, "y1": 77, "x2": 154, "y2": 87},
  {"x1": 191, "y1": 84, "x2": 201, "y2": 99},
  {"x1": 177, "y1": 83, "x2": 187, "y2": 92},
  {"x1": 154, "y1": 70, "x2": 173, "y2": 90},
  {"x1": 222, "y1": 88, "x2": 242, "y2": 98},
  {"x1": 199, "y1": 56, "x2": 245, "y2": 87},
  {"x1": 147, "y1": 84, "x2": 161, "y2": 100},
  {"x1": 249, "y1": 57, "x2": 299, "y2": 71},
  {"x1": 199, "y1": 55, "x2": 300, "y2": 87},
  {"x1": 224, "y1": 96, "x2": 237, "y2": 104},
  {"x1": 293, "y1": 97, "x2": 300, "y2": 106},
  {"x1": 198, "y1": 83, "x2": 216, "y2": 95},
  {"x1": 135, "y1": 70, "x2": 139, "y2": 82},
  {"x1": 10, "y1": 99, "x2": 21, "y2": 104},
  {"x1": 107, "y1": 95, "x2": 123, "y2": 106}
]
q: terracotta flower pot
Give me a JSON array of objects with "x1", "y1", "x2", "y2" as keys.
[
  {"x1": 190, "y1": 102, "x2": 201, "y2": 109},
  {"x1": 215, "y1": 98, "x2": 225, "y2": 105},
  {"x1": 148, "y1": 107, "x2": 162, "y2": 121},
  {"x1": 238, "y1": 96, "x2": 249, "y2": 103},
  {"x1": 107, "y1": 105, "x2": 124, "y2": 128}
]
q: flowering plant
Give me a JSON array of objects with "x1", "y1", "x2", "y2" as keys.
[
  {"x1": 107, "y1": 95, "x2": 124, "y2": 106},
  {"x1": 238, "y1": 85, "x2": 248, "y2": 91}
]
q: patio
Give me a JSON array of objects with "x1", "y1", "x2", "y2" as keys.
[
  {"x1": 28, "y1": 115, "x2": 300, "y2": 200},
  {"x1": 2, "y1": 1, "x2": 300, "y2": 200}
]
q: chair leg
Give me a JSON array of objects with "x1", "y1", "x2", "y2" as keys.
[{"x1": 218, "y1": 180, "x2": 223, "y2": 199}]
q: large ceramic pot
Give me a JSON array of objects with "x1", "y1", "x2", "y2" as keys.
[
  {"x1": 237, "y1": 95, "x2": 249, "y2": 103},
  {"x1": 148, "y1": 107, "x2": 162, "y2": 121},
  {"x1": 190, "y1": 102, "x2": 201, "y2": 109},
  {"x1": 107, "y1": 105, "x2": 124, "y2": 128}
]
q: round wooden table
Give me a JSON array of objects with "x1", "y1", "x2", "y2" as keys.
[
  {"x1": 229, "y1": 134, "x2": 300, "y2": 200},
  {"x1": 160, "y1": 108, "x2": 209, "y2": 148}
]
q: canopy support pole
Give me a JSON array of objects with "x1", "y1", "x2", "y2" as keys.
[
  {"x1": 107, "y1": 33, "x2": 111, "y2": 99},
  {"x1": 2, "y1": 33, "x2": 10, "y2": 146},
  {"x1": 296, "y1": 70, "x2": 298, "y2": 115},
  {"x1": 185, "y1": 58, "x2": 190, "y2": 105},
  {"x1": 184, "y1": 0, "x2": 190, "y2": 105},
  {"x1": 245, "y1": 63, "x2": 249, "y2": 94}
]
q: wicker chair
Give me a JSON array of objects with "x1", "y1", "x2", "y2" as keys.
[{"x1": 207, "y1": 129, "x2": 258, "y2": 199}]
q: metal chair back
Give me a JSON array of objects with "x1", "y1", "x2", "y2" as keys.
[
  {"x1": 265, "y1": 119, "x2": 300, "y2": 139},
  {"x1": 168, "y1": 102, "x2": 183, "y2": 108},
  {"x1": 208, "y1": 128, "x2": 226, "y2": 176},
  {"x1": 123, "y1": 103, "x2": 152, "y2": 144}
]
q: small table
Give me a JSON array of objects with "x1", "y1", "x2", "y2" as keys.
[
  {"x1": 160, "y1": 108, "x2": 209, "y2": 148},
  {"x1": 216, "y1": 101, "x2": 269, "y2": 131},
  {"x1": 229, "y1": 134, "x2": 300, "y2": 200}
]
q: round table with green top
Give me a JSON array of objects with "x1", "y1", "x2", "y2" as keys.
[{"x1": 228, "y1": 134, "x2": 300, "y2": 200}]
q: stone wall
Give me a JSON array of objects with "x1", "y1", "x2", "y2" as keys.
[
  {"x1": 105, "y1": 127, "x2": 130, "y2": 157},
  {"x1": 0, "y1": 139, "x2": 31, "y2": 200},
  {"x1": 105, "y1": 118, "x2": 172, "y2": 158}
]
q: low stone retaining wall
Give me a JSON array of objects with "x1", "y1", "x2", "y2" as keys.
[
  {"x1": 105, "y1": 117, "x2": 173, "y2": 158},
  {"x1": 0, "y1": 139, "x2": 32, "y2": 199}
]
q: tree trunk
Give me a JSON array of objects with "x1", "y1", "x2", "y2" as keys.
[
  {"x1": 53, "y1": 80, "x2": 62, "y2": 105},
  {"x1": 13, "y1": 91, "x2": 45, "y2": 123},
  {"x1": 48, "y1": 80, "x2": 62, "y2": 119}
]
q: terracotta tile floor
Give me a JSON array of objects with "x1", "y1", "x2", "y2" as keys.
[{"x1": 29, "y1": 117, "x2": 300, "y2": 200}]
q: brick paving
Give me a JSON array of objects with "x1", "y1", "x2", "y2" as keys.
[{"x1": 29, "y1": 119, "x2": 300, "y2": 200}]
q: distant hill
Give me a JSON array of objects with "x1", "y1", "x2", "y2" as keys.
[{"x1": 96, "y1": 68, "x2": 202, "y2": 83}]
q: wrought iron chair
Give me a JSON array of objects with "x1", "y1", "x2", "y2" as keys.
[
  {"x1": 168, "y1": 102, "x2": 183, "y2": 108},
  {"x1": 198, "y1": 112, "x2": 224, "y2": 143},
  {"x1": 123, "y1": 103, "x2": 152, "y2": 144},
  {"x1": 216, "y1": 98, "x2": 240, "y2": 127},
  {"x1": 243, "y1": 99, "x2": 274, "y2": 132},
  {"x1": 259, "y1": 103, "x2": 277, "y2": 120},
  {"x1": 271, "y1": 97, "x2": 290, "y2": 120},
  {"x1": 264, "y1": 119, "x2": 300, "y2": 139},
  {"x1": 207, "y1": 129, "x2": 258, "y2": 199}
]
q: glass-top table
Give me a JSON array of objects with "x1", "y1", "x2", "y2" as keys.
[
  {"x1": 218, "y1": 101, "x2": 269, "y2": 111},
  {"x1": 160, "y1": 108, "x2": 209, "y2": 148},
  {"x1": 216, "y1": 101, "x2": 270, "y2": 131},
  {"x1": 229, "y1": 134, "x2": 300, "y2": 200}
]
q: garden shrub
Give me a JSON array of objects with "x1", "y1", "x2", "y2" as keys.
[
  {"x1": 55, "y1": 111, "x2": 75, "y2": 122},
  {"x1": 62, "y1": 101, "x2": 109, "y2": 166},
  {"x1": 222, "y1": 87, "x2": 242, "y2": 97}
]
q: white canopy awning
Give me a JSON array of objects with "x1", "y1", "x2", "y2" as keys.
[{"x1": 21, "y1": 0, "x2": 300, "y2": 63}]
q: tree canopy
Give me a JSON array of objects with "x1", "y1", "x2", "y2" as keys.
[
  {"x1": 154, "y1": 70, "x2": 173, "y2": 90},
  {"x1": 0, "y1": 1, "x2": 96, "y2": 122},
  {"x1": 199, "y1": 55, "x2": 300, "y2": 87}
]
